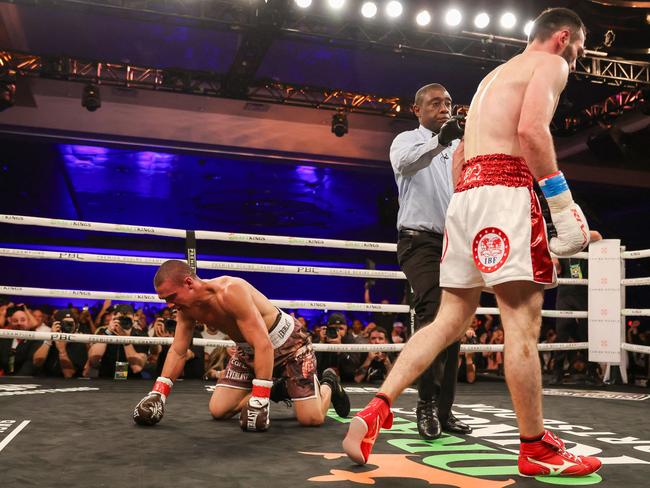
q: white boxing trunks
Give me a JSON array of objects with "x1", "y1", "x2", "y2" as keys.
[{"x1": 440, "y1": 153, "x2": 556, "y2": 289}]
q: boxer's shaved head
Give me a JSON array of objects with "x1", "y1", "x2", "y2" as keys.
[{"x1": 154, "y1": 259, "x2": 195, "y2": 288}]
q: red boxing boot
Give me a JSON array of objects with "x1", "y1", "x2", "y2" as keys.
[
  {"x1": 518, "y1": 430, "x2": 602, "y2": 477},
  {"x1": 342, "y1": 394, "x2": 394, "y2": 465}
]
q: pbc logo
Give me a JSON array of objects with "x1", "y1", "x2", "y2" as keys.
[{"x1": 473, "y1": 227, "x2": 510, "y2": 273}]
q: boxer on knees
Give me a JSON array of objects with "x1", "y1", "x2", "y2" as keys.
[
  {"x1": 343, "y1": 8, "x2": 602, "y2": 477},
  {"x1": 134, "y1": 260, "x2": 350, "y2": 431}
]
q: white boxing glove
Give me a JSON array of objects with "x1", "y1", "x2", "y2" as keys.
[{"x1": 538, "y1": 171, "x2": 589, "y2": 257}]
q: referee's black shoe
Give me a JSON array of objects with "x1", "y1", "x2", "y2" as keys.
[{"x1": 416, "y1": 400, "x2": 442, "y2": 440}]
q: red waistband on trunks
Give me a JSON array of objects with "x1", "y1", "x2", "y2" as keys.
[{"x1": 455, "y1": 153, "x2": 533, "y2": 192}]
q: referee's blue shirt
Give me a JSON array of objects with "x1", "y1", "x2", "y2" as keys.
[{"x1": 390, "y1": 125, "x2": 459, "y2": 234}]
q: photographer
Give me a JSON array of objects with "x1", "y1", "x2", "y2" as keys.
[
  {"x1": 151, "y1": 310, "x2": 204, "y2": 379},
  {"x1": 0, "y1": 303, "x2": 40, "y2": 375},
  {"x1": 86, "y1": 304, "x2": 148, "y2": 378},
  {"x1": 354, "y1": 327, "x2": 394, "y2": 384},
  {"x1": 32, "y1": 309, "x2": 87, "y2": 378},
  {"x1": 315, "y1": 313, "x2": 359, "y2": 382}
]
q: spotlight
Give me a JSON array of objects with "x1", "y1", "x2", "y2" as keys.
[
  {"x1": 500, "y1": 12, "x2": 516, "y2": 29},
  {"x1": 82, "y1": 83, "x2": 101, "y2": 112},
  {"x1": 524, "y1": 20, "x2": 534, "y2": 37},
  {"x1": 294, "y1": 0, "x2": 311, "y2": 8},
  {"x1": 361, "y1": 2, "x2": 377, "y2": 18},
  {"x1": 385, "y1": 1, "x2": 402, "y2": 18},
  {"x1": 445, "y1": 8, "x2": 462, "y2": 27},
  {"x1": 415, "y1": 10, "x2": 431, "y2": 27},
  {"x1": 474, "y1": 12, "x2": 490, "y2": 29},
  {"x1": 328, "y1": 0, "x2": 344, "y2": 9},
  {"x1": 331, "y1": 111, "x2": 348, "y2": 137}
]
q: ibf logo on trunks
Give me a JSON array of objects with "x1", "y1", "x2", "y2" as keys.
[{"x1": 473, "y1": 227, "x2": 510, "y2": 273}]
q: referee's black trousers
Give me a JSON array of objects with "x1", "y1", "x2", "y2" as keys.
[{"x1": 397, "y1": 230, "x2": 461, "y2": 419}]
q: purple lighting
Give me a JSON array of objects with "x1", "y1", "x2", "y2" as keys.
[{"x1": 60, "y1": 144, "x2": 109, "y2": 167}]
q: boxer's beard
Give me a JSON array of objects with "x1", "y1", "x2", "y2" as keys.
[{"x1": 559, "y1": 44, "x2": 576, "y2": 68}]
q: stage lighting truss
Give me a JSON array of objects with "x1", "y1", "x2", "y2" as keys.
[{"x1": 0, "y1": 48, "x2": 647, "y2": 134}]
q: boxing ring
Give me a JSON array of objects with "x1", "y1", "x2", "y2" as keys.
[{"x1": 1, "y1": 214, "x2": 650, "y2": 487}]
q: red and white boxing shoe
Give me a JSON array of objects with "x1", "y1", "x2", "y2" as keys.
[
  {"x1": 342, "y1": 394, "x2": 394, "y2": 465},
  {"x1": 518, "y1": 430, "x2": 602, "y2": 477}
]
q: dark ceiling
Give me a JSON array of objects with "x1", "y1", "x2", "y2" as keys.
[{"x1": 2, "y1": 0, "x2": 648, "y2": 109}]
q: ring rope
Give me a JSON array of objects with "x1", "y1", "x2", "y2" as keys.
[
  {"x1": 621, "y1": 342, "x2": 650, "y2": 355},
  {"x1": 0, "y1": 329, "x2": 589, "y2": 353},
  {"x1": 0, "y1": 214, "x2": 592, "y2": 258},
  {"x1": 622, "y1": 249, "x2": 650, "y2": 259},
  {"x1": 0, "y1": 247, "x2": 588, "y2": 285},
  {"x1": 0, "y1": 285, "x2": 590, "y2": 318},
  {"x1": 0, "y1": 247, "x2": 404, "y2": 279},
  {"x1": 622, "y1": 308, "x2": 650, "y2": 317},
  {"x1": 620, "y1": 277, "x2": 650, "y2": 287},
  {"x1": 0, "y1": 215, "x2": 397, "y2": 252}
]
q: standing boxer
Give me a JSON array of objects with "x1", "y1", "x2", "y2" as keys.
[
  {"x1": 344, "y1": 8, "x2": 602, "y2": 477},
  {"x1": 134, "y1": 259, "x2": 350, "y2": 431},
  {"x1": 390, "y1": 82, "x2": 470, "y2": 439}
]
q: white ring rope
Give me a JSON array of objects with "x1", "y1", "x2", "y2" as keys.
[
  {"x1": 622, "y1": 342, "x2": 650, "y2": 355},
  {"x1": 622, "y1": 249, "x2": 650, "y2": 259},
  {"x1": 0, "y1": 285, "x2": 589, "y2": 318},
  {"x1": 0, "y1": 329, "x2": 589, "y2": 353},
  {"x1": 621, "y1": 277, "x2": 650, "y2": 287},
  {"x1": 0, "y1": 215, "x2": 397, "y2": 252},
  {"x1": 0, "y1": 214, "x2": 596, "y2": 258},
  {"x1": 622, "y1": 308, "x2": 650, "y2": 317},
  {"x1": 0, "y1": 248, "x2": 404, "y2": 280},
  {"x1": 0, "y1": 247, "x2": 588, "y2": 285}
]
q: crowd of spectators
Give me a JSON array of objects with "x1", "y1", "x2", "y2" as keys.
[{"x1": 1, "y1": 294, "x2": 649, "y2": 386}]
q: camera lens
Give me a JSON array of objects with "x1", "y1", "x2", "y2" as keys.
[
  {"x1": 164, "y1": 319, "x2": 177, "y2": 333},
  {"x1": 118, "y1": 316, "x2": 133, "y2": 330},
  {"x1": 60, "y1": 319, "x2": 75, "y2": 333},
  {"x1": 326, "y1": 326, "x2": 338, "y2": 339}
]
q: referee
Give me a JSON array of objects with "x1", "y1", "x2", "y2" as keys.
[{"x1": 390, "y1": 83, "x2": 471, "y2": 440}]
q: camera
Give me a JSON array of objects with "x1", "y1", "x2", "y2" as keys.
[
  {"x1": 326, "y1": 326, "x2": 339, "y2": 339},
  {"x1": 164, "y1": 318, "x2": 177, "y2": 333},
  {"x1": 54, "y1": 309, "x2": 77, "y2": 333},
  {"x1": 118, "y1": 316, "x2": 133, "y2": 331},
  {"x1": 60, "y1": 318, "x2": 76, "y2": 334}
]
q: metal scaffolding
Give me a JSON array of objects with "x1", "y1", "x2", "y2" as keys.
[
  {"x1": 2, "y1": 49, "x2": 648, "y2": 134},
  {"x1": 0, "y1": 50, "x2": 403, "y2": 116}
]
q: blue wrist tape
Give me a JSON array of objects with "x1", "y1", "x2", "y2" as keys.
[{"x1": 538, "y1": 172, "x2": 569, "y2": 198}]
